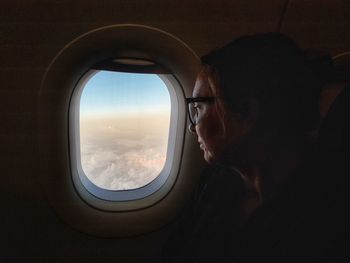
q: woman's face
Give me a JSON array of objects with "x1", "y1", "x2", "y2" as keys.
[
  {"x1": 189, "y1": 71, "x2": 228, "y2": 163},
  {"x1": 189, "y1": 69, "x2": 254, "y2": 165}
]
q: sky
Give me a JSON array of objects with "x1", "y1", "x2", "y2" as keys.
[
  {"x1": 80, "y1": 71, "x2": 171, "y2": 116},
  {"x1": 79, "y1": 71, "x2": 171, "y2": 190}
]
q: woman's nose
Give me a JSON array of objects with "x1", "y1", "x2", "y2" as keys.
[{"x1": 188, "y1": 123, "x2": 196, "y2": 134}]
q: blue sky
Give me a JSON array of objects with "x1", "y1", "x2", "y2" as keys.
[{"x1": 80, "y1": 71, "x2": 171, "y2": 116}]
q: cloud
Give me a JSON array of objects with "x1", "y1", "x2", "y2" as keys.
[{"x1": 79, "y1": 115, "x2": 170, "y2": 190}]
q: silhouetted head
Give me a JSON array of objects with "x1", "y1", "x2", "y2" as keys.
[{"x1": 188, "y1": 32, "x2": 321, "y2": 165}]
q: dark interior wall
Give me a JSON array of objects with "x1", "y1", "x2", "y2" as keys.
[
  {"x1": 1, "y1": 1, "x2": 349, "y2": 262},
  {"x1": 281, "y1": 0, "x2": 350, "y2": 55}
]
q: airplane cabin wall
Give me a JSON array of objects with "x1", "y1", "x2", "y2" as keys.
[
  {"x1": 280, "y1": 0, "x2": 350, "y2": 55},
  {"x1": 1, "y1": 1, "x2": 349, "y2": 262}
]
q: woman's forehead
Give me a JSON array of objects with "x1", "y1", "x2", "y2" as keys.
[{"x1": 193, "y1": 73, "x2": 213, "y2": 97}]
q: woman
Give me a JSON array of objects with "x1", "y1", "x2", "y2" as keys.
[
  {"x1": 164, "y1": 33, "x2": 326, "y2": 262},
  {"x1": 187, "y1": 32, "x2": 321, "y2": 218}
]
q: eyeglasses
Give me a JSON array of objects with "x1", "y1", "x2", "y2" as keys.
[{"x1": 186, "y1": 96, "x2": 215, "y2": 126}]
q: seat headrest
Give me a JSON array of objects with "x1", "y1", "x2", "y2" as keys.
[
  {"x1": 333, "y1": 51, "x2": 350, "y2": 80},
  {"x1": 319, "y1": 51, "x2": 350, "y2": 155}
]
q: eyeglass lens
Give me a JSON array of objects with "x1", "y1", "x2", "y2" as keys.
[{"x1": 188, "y1": 102, "x2": 198, "y2": 125}]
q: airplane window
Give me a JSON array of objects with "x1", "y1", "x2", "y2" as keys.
[
  {"x1": 78, "y1": 71, "x2": 171, "y2": 191},
  {"x1": 40, "y1": 24, "x2": 199, "y2": 232},
  {"x1": 70, "y1": 64, "x2": 184, "y2": 204}
]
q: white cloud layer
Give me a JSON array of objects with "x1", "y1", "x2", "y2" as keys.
[{"x1": 79, "y1": 114, "x2": 170, "y2": 190}]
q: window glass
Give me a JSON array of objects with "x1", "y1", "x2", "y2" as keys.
[{"x1": 79, "y1": 71, "x2": 171, "y2": 190}]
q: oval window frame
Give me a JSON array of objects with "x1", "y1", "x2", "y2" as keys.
[{"x1": 70, "y1": 68, "x2": 183, "y2": 208}]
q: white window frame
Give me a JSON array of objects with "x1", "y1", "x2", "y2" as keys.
[{"x1": 69, "y1": 69, "x2": 185, "y2": 207}]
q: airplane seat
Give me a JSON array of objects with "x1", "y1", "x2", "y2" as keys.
[
  {"x1": 318, "y1": 52, "x2": 350, "y2": 163},
  {"x1": 319, "y1": 85, "x2": 350, "y2": 159},
  {"x1": 314, "y1": 53, "x2": 350, "y2": 262}
]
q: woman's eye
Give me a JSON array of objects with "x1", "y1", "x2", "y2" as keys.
[{"x1": 194, "y1": 103, "x2": 202, "y2": 110}]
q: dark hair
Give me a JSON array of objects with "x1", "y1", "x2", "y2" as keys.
[{"x1": 201, "y1": 33, "x2": 321, "y2": 140}]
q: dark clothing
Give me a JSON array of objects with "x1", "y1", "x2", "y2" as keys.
[
  {"x1": 162, "y1": 165, "x2": 245, "y2": 262},
  {"x1": 163, "y1": 157, "x2": 350, "y2": 262},
  {"x1": 239, "y1": 157, "x2": 350, "y2": 263}
]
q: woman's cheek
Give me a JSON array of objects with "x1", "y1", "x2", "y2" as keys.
[{"x1": 196, "y1": 107, "x2": 225, "y2": 162}]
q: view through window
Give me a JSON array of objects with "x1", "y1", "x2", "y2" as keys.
[{"x1": 79, "y1": 71, "x2": 171, "y2": 190}]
